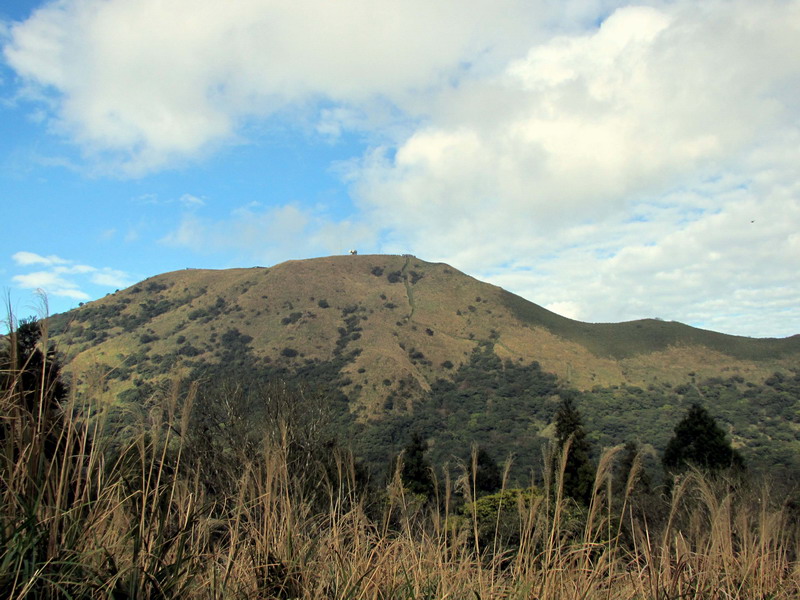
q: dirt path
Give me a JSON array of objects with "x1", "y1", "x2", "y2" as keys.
[{"x1": 400, "y1": 255, "x2": 416, "y2": 320}]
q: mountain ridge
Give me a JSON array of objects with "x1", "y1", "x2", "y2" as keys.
[
  {"x1": 48, "y1": 254, "x2": 798, "y2": 409},
  {"x1": 43, "y1": 254, "x2": 800, "y2": 482}
]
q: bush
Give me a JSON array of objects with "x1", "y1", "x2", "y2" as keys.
[
  {"x1": 465, "y1": 488, "x2": 539, "y2": 547},
  {"x1": 281, "y1": 312, "x2": 303, "y2": 325}
]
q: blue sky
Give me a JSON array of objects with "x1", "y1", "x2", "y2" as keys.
[{"x1": 2, "y1": 0, "x2": 799, "y2": 338}]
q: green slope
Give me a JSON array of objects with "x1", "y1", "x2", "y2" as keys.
[{"x1": 501, "y1": 289, "x2": 800, "y2": 360}]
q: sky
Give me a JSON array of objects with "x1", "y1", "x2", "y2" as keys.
[{"x1": 1, "y1": 0, "x2": 799, "y2": 338}]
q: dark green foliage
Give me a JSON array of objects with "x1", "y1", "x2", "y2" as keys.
[
  {"x1": 353, "y1": 345, "x2": 559, "y2": 483},
  {"x1": 574, "y1": 373, "x2": 800, "y2": 487},
  {"x1": 317, "y1": 299, "x2": 330, "y2": 309},
  {"x1": 281, "y1": 347, "x2": 298, "y2": 358},
  {"x1": 554, "y1": 395, "x2": 594, "y2": 505},
  {"x1": 370, "y1": 266, "x2": 384, "y2": 277},
  {"x1": 138, "y1": 298, "x2": 173, "y2": 320},
  {"x1": 663, "y1": 403, "x2": 745, "y2": 475},
  {"x1": 397, "y1": 433, "x2": 434, "y2": 497},
  {"x1": 470, "y1": 447, "x2": 503, "y2": 495},
  {"x1": 177, "y1": 344, "x2": 202, "y2": 357},
  {"x1": 281, "y1": 312, "x2": 303, "y2": 325},
  {"x1": 188, "y1": 296, "x2": 227, "y2": 323},
  {"x1": 341, "y1": 304, "x2": 359, "y2": 315},
  {"x1": 217, "y1": 328, "x2": 254, "y2": 368},
  {"x1": 182, "y1": 352, "x2": 363, "y2": 504},
  {"x1": 408, "y1": 271, "x2": 423, "y2": 284},
  {"x1": 387, "y1": 271, "x2": 402, "y2": 283},
  {"x1": 333, "y1": 307, "x2": 365, "y2": 355},
  {"x1": 1, "y1": 318, "x2": 68, "y2": 443}
]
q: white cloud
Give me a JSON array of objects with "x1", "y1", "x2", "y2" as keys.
[
  {"x1": 3, "y1": 0, "x2": 563, "y2": 174},
  {"x1": 481, "y1": 179, "x2": 800, "y2": 337},
  {"x1": 12, "y1": 251, "x2": 70, "y2": 266},
  {"x1": 343, "y1": 0, "x2": 800, "y2": 337},
  {"x1": 90, "y1": 269, "x2": 132, "y2": 288},
  {"x1": 353, "y1": 2, "x2": 800, "y2": 231},
  {"x1": 178, "y1": 193, "x2": 204, "y2": 207},
  {"x1": 544, "y1": 301, "x2": 584, "y2": 320},
  {"x1": 11, "y1": 252, "x2": 133, "y2": 302},
  {"x1": 12, "y1": 270, "x2": 90, "y2": 300}
]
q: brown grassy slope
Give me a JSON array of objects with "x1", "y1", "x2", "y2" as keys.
[{"x1": 51, "y1": 254, "x2": 800, "y2": 412}]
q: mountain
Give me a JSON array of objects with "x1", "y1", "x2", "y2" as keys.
[{"x1": 48, "y1": 254, "x2": 800, "y2": 482}]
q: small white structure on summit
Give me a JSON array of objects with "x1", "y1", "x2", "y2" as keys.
[{"x1": 349, "y1": 249, "x2": 358, "y2": 255}]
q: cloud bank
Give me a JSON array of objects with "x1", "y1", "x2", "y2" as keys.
[
  {"x1": 345, "y1": 1, "x2": 800, "y2": 336},
  {"x1": 4, "y1": 0, "x2": 553, "y2": 174}
]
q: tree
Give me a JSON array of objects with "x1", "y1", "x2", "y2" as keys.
[
  {"x1": 469, "y1": 445, "x2": 502, "y2": 496},
  {"x1": 553, "y1": 394, "x2": 594, "y2": 505},
  {"x1": 1, "y1": 317, "x2": 67, "y2": 413},
  {"x1": 662, "y1": 403, "x2": 744, "y2": 475},
  {"x1": 397, "y1": 432, "x2": 435, "y2": 497},
  {"x1": 1, "y1": 316, "x2": 75, "y2": 507}
]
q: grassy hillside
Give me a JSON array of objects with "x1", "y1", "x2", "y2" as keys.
[
  {"x1": 503, "y1": 289, "x2": 800, "y2": 360},
  {"x1": 45, "y1": 254, "x2": 800, "y2": 483},
  {"x1": 50, "y1": 254, "x2": 799, "y2": 402}
]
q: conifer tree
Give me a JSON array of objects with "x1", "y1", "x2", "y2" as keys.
[
  {"x1": 553, "y1": 394, "x2": 594, "y2": 505},
  {"x1": 398, "y1": 432, "x2": 435, "y2": 497},
  {"x1": 662, "y1": 403, "x2": 744, "y2": 475}
]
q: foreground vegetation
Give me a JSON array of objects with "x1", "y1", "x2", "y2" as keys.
[{"x1": 2, "y1": 319, "x2": 800, "y2": 598}]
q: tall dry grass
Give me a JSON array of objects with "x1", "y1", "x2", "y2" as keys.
[{"x1": 1, "y1": 319, "x2": 798, "y2": 598}]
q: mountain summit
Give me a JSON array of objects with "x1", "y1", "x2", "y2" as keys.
[{"x1": 51, "y1": 254, "x2": 798, "y2": 412}]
